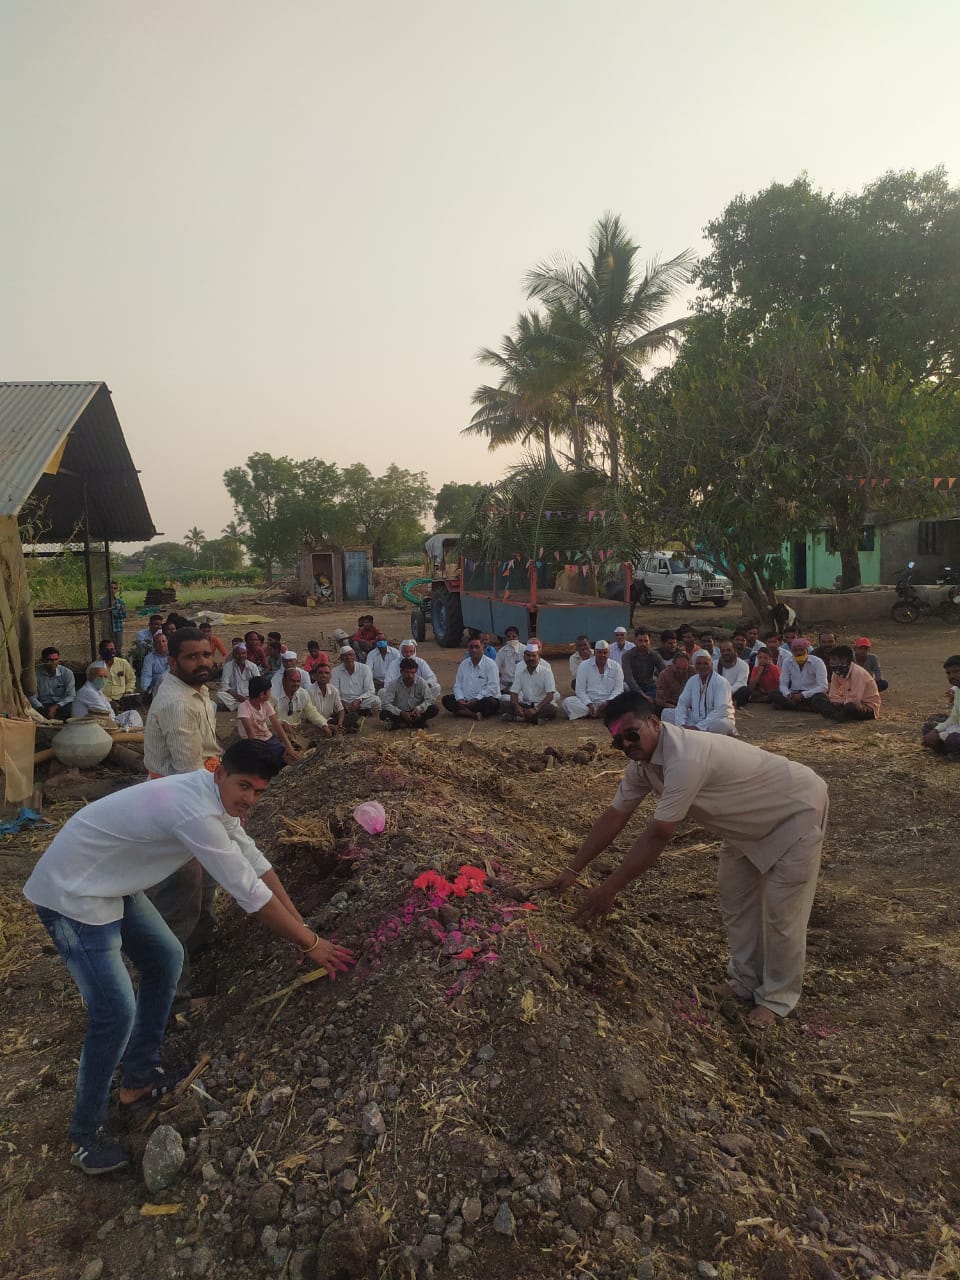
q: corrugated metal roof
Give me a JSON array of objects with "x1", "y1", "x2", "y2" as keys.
[{"x1": 0, "y1": 381, "x2": 157, "y2": 542}]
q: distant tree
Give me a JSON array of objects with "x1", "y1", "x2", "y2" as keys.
[
  {"x1": 223, "y1": 454, "x2": 341, "y2": 570},
  {"x1": 333, "y1": 464, "x2": 433, "y2": 562},
  {"x1": 184, "y1": 526, "x2": 207, "y2": 557},
  {"x1": 142, "y1": 541, "x2": 196, "y2": 573},
  {"x1": 433, "y1": 482, "x2": 487, "y2": 534},
  {"x1": 195, "y1": 536, "x2": 245, "y2": 573}
]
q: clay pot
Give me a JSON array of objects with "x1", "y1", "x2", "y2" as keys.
[{"x1": 52, "y1": 718, "x2": 115, "y2": 769}]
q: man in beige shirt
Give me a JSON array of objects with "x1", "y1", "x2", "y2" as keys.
[
  {"x1": 540, "y1": 690, "x2": 828, "y2": 1026},
  {"x1": 143, "y1": 628, "x2": 223, "y2": 1001}
]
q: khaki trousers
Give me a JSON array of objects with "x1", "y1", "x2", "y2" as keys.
[{"x1": 717, "y1": 823, "x2": 824, "y2": 1017}]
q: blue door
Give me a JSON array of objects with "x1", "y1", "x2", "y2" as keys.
[{"x1": 344, "y1": 549, "x2": 370, "y2": 601}]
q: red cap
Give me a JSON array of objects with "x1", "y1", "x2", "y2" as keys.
[{"x1": 854, "y1": 637, "x2": 871, "y2": 648}]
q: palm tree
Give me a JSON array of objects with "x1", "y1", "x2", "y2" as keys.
[
  {"x1": 184, "y1": 526, "x2": 206, "y2": 557},
  {"x1": 222, "y1": 520, "x2": 243, "y2": 542},
  {"x1": 526, "y1": 213, "x2": 694, "y2": 484}
]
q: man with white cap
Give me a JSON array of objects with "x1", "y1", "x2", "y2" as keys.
[
  {"x1": 365, "y1": 636, "x2": 401, "y2": 691},
  {"x1": 496, "y1": 625, "x2": 524, "y2": 697},
  {"x1": 609, "y1": 626, "x2": 635, "y2": 665},
  {"x1": 665, "y1": 652, "x2": 737, "y2": 735},
  {"x1": 270, "y1": 651, "x2": 311, "y2": 702},
  {"x1": 72, "y1": 661, "x2": 117, "y2": 720},
  {"x1": 216, "y1": 640, "x2": 261, "y2": 711},
  {"x1": 385, "y1": 639, "x2": 441, "y2": 701},
  {"x1": 330, "y1": 645, "x2": 381, "y2": 728},
  {"x1": 563, "y1": 639, "x2": 624, "y2": 720},
  {"x1": 769, "y1": 638, "x2": 830, "y2": 713},
  {"x1": 507, "y1": 644, "x2": 560, "y2": 724}
]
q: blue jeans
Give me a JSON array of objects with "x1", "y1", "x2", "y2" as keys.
[{"x1": 35, "y1": 893, "x2": 183, "y2": 1139}]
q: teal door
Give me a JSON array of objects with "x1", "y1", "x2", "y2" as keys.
[{"x1": 344, "y1": 550, "x2": 370, "y2": 601}]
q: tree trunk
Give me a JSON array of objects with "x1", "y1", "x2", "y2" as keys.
[
  {"x1": 0, "y1": 515, "x2": 35, "y2": 717},
  {"x1": 605, "y1": 375, "x2": 619, "y2": 485},
  {"x1": 542, "y1": 421, "x2": 553, "y2": 465},
  {"x1": 567, "y1": 394, "x2": 584, "y2": 468},
  {"x1": 831, "y1": 494, "x2": 866, "y2": 590}
]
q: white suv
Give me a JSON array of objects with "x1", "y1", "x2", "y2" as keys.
[{"x1": 633, "y1": 552, "x2": 732, "y2": 608}]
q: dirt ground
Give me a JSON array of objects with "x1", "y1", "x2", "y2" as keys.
[{"x1": 1, "y1": 590, "x2": 959, "y2": 1280}]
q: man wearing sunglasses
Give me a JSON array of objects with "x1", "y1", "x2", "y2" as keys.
[{"x1": 539, "y1": 690, "x2": 828, "y2": 1027}]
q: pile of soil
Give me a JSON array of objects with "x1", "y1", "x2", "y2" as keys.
[{"x1": 2, "y1": 725, "x2": 958, "y2": 1280}]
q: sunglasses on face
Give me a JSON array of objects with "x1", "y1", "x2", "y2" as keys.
[{"x1": 609, "y1": 727, "x2": 643, "y2": 750}]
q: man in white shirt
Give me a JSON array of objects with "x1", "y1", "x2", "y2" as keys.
[
  {"x1": 442, "y1": 637, "x2": 501, "y2": 719},
  {"x1": 140, "y1": 633, "x2": 170, "y2": 697},
  {"x1": 23, "y1": 740, "x2": 354, "y2": 1175},
  {"x1": 269, "y1": 651, "x2": 312, "y2": 702},
  {"x1": 216, "y1": 641, "x2": 261, "y2": 711},
  {"x1": 496, "y1": 626, "x2": 523, "y2": 696},
  {"x1": 385, "y1": 639, "x2": 441, "y2": 701},
  {"x1": 770, "y1": 638, "x2": 830, "y2": 713},
  {"x1": 609, "y1": 626, "x2": 635, "y2": 665},
  {"x1": 563, "y1": 639, "x2": 624, "y2": 720},
  {"x1": 507, "y1": 644, "x2": 559, "y2": 723},
  {"x1": 716, "y1": 640, "x2": 751, "y2": 709},
  {"x1": 274, "y1": 669, "x2": 329, "y2": 740},
  {"x1": 72, "y1": 661, "x2": 116, "y2": 720},
  {"x1": 365, "y1": 637, "x2": 401, "y2": 691},
  {"x1": 665, "y1": 653, "x2": 737, "y2": 735},
  {"x1": 330, "y1": 646, "x2": 381, "y2": 728},
  {"x1": 308, "y1": 656, "x2": 346, "y2": 732},
  {"x1": 539, "y1": 690, "x2": 828, "y2": 1028},
  {"x1": 568, "y1": 635, "x2": 594, "y2": 691}
]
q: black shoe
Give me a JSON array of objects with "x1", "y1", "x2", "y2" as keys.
[{"x1": 71, "y1": 1130, "x2": 129, "y2": 1175}]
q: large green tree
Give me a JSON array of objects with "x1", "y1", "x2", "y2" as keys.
[
  {"x1": 525, "y1": 213, "x2": 694, "y2": 484},
  {"x1": 332, "y1": 464, "x2": 433, "y2": 561},
  {"x1": 223, "y1": 454, "x2": 341, "y2": 570},
  {"x1": 433, "y1": 482, "x2": 487, "y2": 534},
  {"x1": 695, "y1": 168, "x2": 960, "y2": 586}
]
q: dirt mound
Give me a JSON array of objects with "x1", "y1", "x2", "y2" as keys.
[{"x1": 2, "y1": 730, "x2": 959, "y2": 1279}]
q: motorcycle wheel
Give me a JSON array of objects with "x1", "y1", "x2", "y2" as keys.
[{"x1": 891, "y1": 602, "x2": 920, "y2": 624}]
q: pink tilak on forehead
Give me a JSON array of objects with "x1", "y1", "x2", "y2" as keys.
[{"x1": 607, "y1": 716, "x2": 629, "y2": 738}]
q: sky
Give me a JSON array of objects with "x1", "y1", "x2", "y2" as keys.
[{"x1": 2, "y1": 0, "x2": 957, "y2": 548}]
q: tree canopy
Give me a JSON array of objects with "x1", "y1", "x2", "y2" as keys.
[{"x1": 433, "y1": 482, "x2": 487, "y2": 534}]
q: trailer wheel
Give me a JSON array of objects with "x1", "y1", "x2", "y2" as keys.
[
  {"x1": 411, "y1": 609, "x2": 426, "y2": 643},
  {"x1": 432, "y1": 586, "x2": 464, "y2": 647}
]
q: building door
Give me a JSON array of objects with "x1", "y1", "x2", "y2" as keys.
[
  {"x1": 792, "y1": 540, "x2": 807, "y2": 589},
  {"x1": 343, "y1": 549, "x2": 370, "y2": 601}
]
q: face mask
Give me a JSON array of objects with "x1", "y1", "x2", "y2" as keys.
[
  {"x1": 793, "y1": 653, "x2": 808, "y2": 666},
  {"x1": 833, "y1": 663, "x2": 850, "y2": 677},
  {"x1": 92, "y1": 677, "x2": 106, "y2": 690}
]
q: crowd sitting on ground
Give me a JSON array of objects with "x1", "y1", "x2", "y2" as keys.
[{"x1": 32, "y1": 610, "x2": 959, "y2": 763}]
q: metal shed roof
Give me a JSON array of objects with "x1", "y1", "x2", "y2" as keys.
[{"x1": 0, "y1": 381, "x2": 156, "y2": 542}]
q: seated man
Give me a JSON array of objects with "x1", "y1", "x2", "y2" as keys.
[
  {"x1": 236, "y1": 676, "x2": 299, "y2": 764},
  {"x1": 664, "y1": 652, "x2": 736, "y2": 735},
  {"x1": 921, "y1": 654, "x2": 960, "y2": 756},
  {"x1": 609, "y1": 626, "x2": 635, "y2": 665},
  {"x1": 812, "y1": 631, "x2": 837, "y2": 667},
  {"x1": 330, "y1": 646, "x2": 382, "y2": 728},
  {"x1": 303, "y1": 639, "x2": 327, "y2": 678},
  {"x1": 135, "y1": 614, "x2": 165, "y2": 656},
  {"x1": 197, "y1": 622, "x2": 228, "y2": 675},
  {"x1": 822, "y1": 645, "x2": 881, "y2": 721},
  {"x1": 770, "y1": 638, "x2": 830, "y2": 713},
  {"x1": 365, "y1": 637, "x2": 401, "y2": 691},
  {"x1": 497, "y1": 625, "x2": 524, "y2": 696},
  {"x1": 244, "y1": 631, "x2": 268, "y2": 670},
  {"x1": 656, "y1": 629, "x2": 678, "y2": 663},
  {"x1": 731, "y1": 629, "x2": 755, "y2": 669},
  {"x1": 269, "y1": 651, "x2": 312, "y2": 701},
  {"x1": 351, "y1": 615, "x2": 383, "y2": 660},
  {"x1": 385, "y1": 639, "x2": 441, "y2": 701},
  {"x1": 747, "y1": 646, "x2": 781, "y2": 702},
  {"x1": 698, "y1": 630, "x2": 719, "y2": 662},
  {"x1": 274, "y1": 668, "x2": 329, "y2": 741},
  {"x1": 308, "y1": 657, "x2": 346, "y2": 733},
  {"x1": 743, "y1": 623, "x2": 763, "y2": 656},
  {"x1": 442, "y1": 638, "x2": 501, "y2": 719},
  {"x1": 766, "y1": 629, "x2": 791, "y2": 666},
  {"x1": 563, "y1": 639, "x2": 624, "y2": 720},
  {"x1": 30, "y1": 646, "x2": 76, "y2": 720},
  {"x1": 140, "y1": 633, "x2": 170, "y2": 698},
  {"x1": 621, "y1": 629, "x2": 664, "y2": 700},
  {"x1": 853, "y1": 638, "x2": 888, "y2": 692},
  {"x1": 677, "y1": 627, "x2": 709, "y2": 664},
  {"x1": 507, "y1": 644, "x2": 559, "y2": 724},
  {"x1": 99, "y1": 640, "x2": 139, "y2": 711},
  {"x1": 23, "y1": 739, "x2": 352, "y2": 1174},
  {"x1": 262, "y1": 634, "x2": 284, "y2": 674},
  {"x1": 716, "y1": 639, "x2": 750, "y2": 708},
  {"x1": 216, "y1": 641, "x2": 261, "y2": 711},
  {"x1": 654, "y1": 648, "x2": 691, "y2": 717},
  {"x1": 568, "y1": 635, "x2": 594, "y2": 691},
  {"x1": 380, "y1": 658, "x2": 440, "y2": 730},
  {"x1": 72, "y1": 661, "x2": 116, "y2": 720}
]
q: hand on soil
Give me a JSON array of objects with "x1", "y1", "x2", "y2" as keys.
[
  {"x1": 310, "y1": 939, "x2": 355, "y2": 977},
  {"x1": 533, "y1": 869, "x2": 580, "y2": 896},
  {"x1": 572, "y1": 882, "x2": 618, "y2": 927}
]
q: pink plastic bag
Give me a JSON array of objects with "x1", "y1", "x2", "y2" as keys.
[{"x1": 353, "y1": 801, "x2": 386, "y2": 835}]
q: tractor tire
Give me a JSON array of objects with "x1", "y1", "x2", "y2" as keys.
[
  {"x1": 411, "y1": 609, "x2": 426, "y2": 643},
  {"x1": 891, "y1": 601, "x2": 919, "y2": 624},
  {"x1": 432, "y1": 586, "x2": 464, "y2": 648},
  {"x1": 637, "y1": 584, "x2": 653, "y2": 607},
  {"x1": 673, "y1": 586, "x2": 690, "y2": 608},
  {"x1": 712, "y1": 599, "x2": 728, "y2": 608}
]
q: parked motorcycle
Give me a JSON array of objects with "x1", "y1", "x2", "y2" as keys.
[{"x1": 891, "y1": 562, "x2": 960, "y2": 624}]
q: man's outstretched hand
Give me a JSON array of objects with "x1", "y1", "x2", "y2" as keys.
[
  {"x1": 572, "y1": 882, "x2": 618, "y2": 927},
  {"x1": 533, "y1": 868, "x2": 581, "y2": 897}
]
